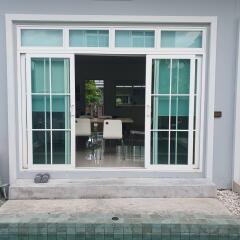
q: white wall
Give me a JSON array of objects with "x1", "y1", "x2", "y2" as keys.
[{"x1": 0, "y1": 0, "x2": 240, "y2": 188}]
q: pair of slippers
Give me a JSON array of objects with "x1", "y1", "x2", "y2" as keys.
[{"x1": 34, "y1": 173, "x2": 50, "y2": 183}]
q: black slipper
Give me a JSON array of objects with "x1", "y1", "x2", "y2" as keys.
[
  {"x1": 41, "y1": 173, "x2": 50, "y2": 183},
  {"x1": 34, "y1": 174, "x2": 43, "y2": 183}
]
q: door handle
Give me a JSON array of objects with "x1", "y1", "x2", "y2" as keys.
[{"x1": 70, "y1": 104, "x2": 75, "y2": 117}]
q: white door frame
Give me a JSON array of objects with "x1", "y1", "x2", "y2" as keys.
[
  {"x1": 25, "y1": 53, "x2": 75, "y2": 170},
  {"x1": 5, "y1": 15, "x2": 217, "y2": 184},
  {"x1": 233, "y1": 21, "x2": 240, "y2": 187},
  {"x1": 145, "y1": 54, "x2": 197, "y2": 170}
]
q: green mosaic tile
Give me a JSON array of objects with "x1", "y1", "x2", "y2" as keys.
[
  {"x1": 47, "y1": 234, "x2": 57, "y2": 240},
  {"x1": 152, "y1": 224, "x2": 161, "y2": 233},
  {"x1": 151, "y1": 234, "x2": 161, "y2": 240},
  {"x1": 180, "y1": 233, "x2": 190, "y2": 240},
  {"x1": 170, "y1": 234, "x2": 181, "y2": 240},
  {"x1": 75, "y1": 232, "x2": 85, "y2": 240}
]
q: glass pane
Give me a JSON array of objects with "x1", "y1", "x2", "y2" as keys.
[
  {"x1": 31, "y1": 58, "x2": 49, "y2": 93},
  {"x1": 21, "y1": 29, "x2": 63, "y2": 47},
  {"x1": 152, "y1": 96, "x2": 169, "y2": 130},
  {"x1": 32, "y1": 131, "x2": 51, "y2": 164},
  {"x1": 69, "y1": 30, "x2": 109, "y2": 47},
  {"x1": 52, "y1": 96, "x2": 70, "y2": 129},
  {"x1": 32, "y1": 95, "x2": 50, "y2": 129},
  {"x1": 170, "y1": 131, "x2": 188, "y2": 165},
  {"x1": 171, "y1": 96, "x2": 189, "y2": 130},
  {"x1": 51, "y1": 59, "x2": 70, "y2": 93},
  {"x1": 171, "y1": 59, "x2": 190, "y2": 94},
  {"x1": 161, "y1": 31, "x2": 202, "y2": 48},
  {"x1": 151, "y1": 131, "x2": 169, "y2": 164},
  {"x1": 52, "y1": 131, "x2": 71, "y2": 164},
  {"x1": 152, "y1": 59, "x2": 170, "y2": 94},
  {"x1": 115, "y1": 30, "x2": 154, "y2": 48}
]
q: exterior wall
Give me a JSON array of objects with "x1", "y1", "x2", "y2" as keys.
[{"x1": 0, "y1": 0, "x2": 240, "y2": 188}]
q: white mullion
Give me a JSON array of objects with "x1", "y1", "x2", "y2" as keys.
[
  {"x1": 194, "y1": 57, "x2": 203, "y2": 168},
  {"x1": 168, "y1": 59, "x2": 172, "y2": 165},
  {"x1": 70, "y1": 55, "x2": 76, "y2": 168},
  {"x1": 145, "y1": 56, "x2": 153, "y2": 168},
  {"x1": 44, "y1": 59, "x2": 47, "y2": 164},
  {"x1": 26, "y1": 55, "x2": 33, "y2": 169},
  {"x1": 20, "y1": 54, "x2": 28, "y2": 169},
  {"x1": 64, "y1": 59, "x2": 68, "y2": 164},
  {"x1": 49, "y1": 58, "x2": 53, "y2": 165},
  {"x1": 109, "y1": 28, "x2": 115, "y2": 49},
  {"x1": 153, "y1": 59, "x2": 159, "y2": 164},
  {"x1": 175, "y1": 60, "x2": 180, "y2": 165},
  {"x1": 188, "y1": 58, "x2": 195, "y2": 166}
]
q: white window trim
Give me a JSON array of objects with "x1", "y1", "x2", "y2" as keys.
[
  {"x1": 233, "y1": 21, "x2": 240, "y2": 185},
  {"x1": 5, "y1": 14, "x2": 217, "y2": 184}
]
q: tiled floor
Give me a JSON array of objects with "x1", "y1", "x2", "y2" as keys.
[{"x1": 76, "y1": 145, "x2": 144, "y2": 168}]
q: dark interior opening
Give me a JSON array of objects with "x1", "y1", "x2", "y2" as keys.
[{"x1": 75, "y1": 55, "x2": 146, "y2": 167}]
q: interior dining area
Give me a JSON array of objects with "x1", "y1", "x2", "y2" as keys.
[{"x1": 75, "y1": 55, "x2": 146, "y2": 167}]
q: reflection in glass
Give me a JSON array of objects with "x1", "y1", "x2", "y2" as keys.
[
  {"x1": 171, "y1": 59, "x2": 190, "y2": 94},
  {"x1": 151, "y1": 131, "x2": 169, "y2": 164},
  {"x1": 152, "y1": 96, "x2": 169, "y2": 130},
  {"x1": 170, "y1": 96, "x2": 189, "y2": 130},
  {"x1": 31, "y1": 58, "x2": 50, "y2": 93},
  {"x1": 115, "y1": 85, "x2": 145, "y2": 106},
  {"x1": 170, "y1": 131, "x2": 188, "y2": 165},
  {"x1": 32, "y1": 131, "x2": 51, "y2": 164},
  {"x1": 51, "y1": 59, "x2": 70, "y2": 93},
  {"x1": 115, "y1": 30, "x2": 154, "y2": 48},
  {"x1": 161, "y1": 31, "x2": 202, "y2": 48},
  {"x1": 152, "y1": 59, "x2": 170, "y2": 94},
  {"x1": 32, "y1": 95, "x2": 50, "y2": 129},
  {"x1": 69, "y1": 30, "x2": 109, "y2": 47},
  {"x1": 52, "y1": 96, "x2": 70, "y2": 129},
  {"x1": 52, "y1": 131, "x2": 71, "y2": 164},
  {"x1": 21, "y1": 29, "x2": 63, "y2": 47}
]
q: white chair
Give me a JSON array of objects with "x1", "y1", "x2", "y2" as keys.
[
  {"x1": 101, "y1": 120, "x2": 125, "y2": 160},
  {"x1": 75, "y1": 118, "x2": 91, "y2": 137}
]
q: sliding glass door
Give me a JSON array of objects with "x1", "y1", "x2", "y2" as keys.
[
  {"x1": 26, "y1": 54, "x2": 75, "y2": 168},
  {"x1": 145, "y1": 55, "x2": 199, "y2": 168}
]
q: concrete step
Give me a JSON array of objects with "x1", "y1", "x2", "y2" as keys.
[{"x1": 9, "y1": 178, "x2": 217, "y2": 199}]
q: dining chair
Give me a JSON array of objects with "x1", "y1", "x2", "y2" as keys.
[
  {"x1": 75, "y1": 118, "x2": 91, "y2": 137},
  {"x1": 101, "y1": 119, "x2": 125, "y2": 160}
]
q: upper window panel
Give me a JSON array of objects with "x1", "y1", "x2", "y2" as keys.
[
  {"x1": 115, "y1": 30, "x2": 155, "y2": 48},
  {"x1": 21, "y1": 29, "x2": 63, "y2": 47},
  {"x1": 69, "y1": 30, "x2": 109, "y2": 47},
  {"x1": 161, "y1": 31, "x2": 202, "y2": 48}
]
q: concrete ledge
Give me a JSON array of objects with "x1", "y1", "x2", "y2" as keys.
[
  {"x1": 9, "y1": 178, "x2": 217, "y2": 199},
  {"x1": 232, "y1": 180, "x2": 240, "y2": 193}
]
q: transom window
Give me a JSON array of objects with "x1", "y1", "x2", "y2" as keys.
[{"x1": 19, "y1": 27, "x2": 205, "y2": 50}]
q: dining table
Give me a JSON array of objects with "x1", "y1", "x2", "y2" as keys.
[{"x1": 90, "y1": 117, "x2": 134, "y2": 124}]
